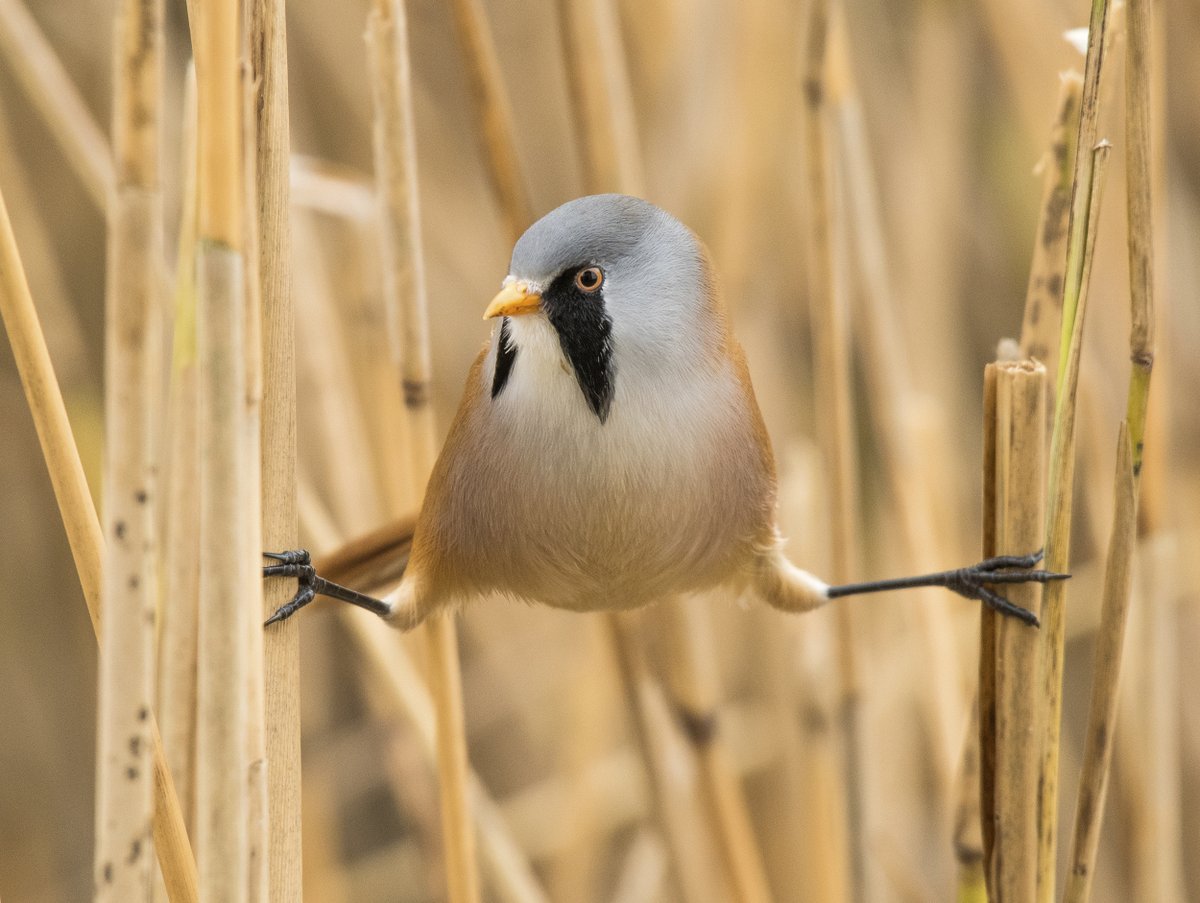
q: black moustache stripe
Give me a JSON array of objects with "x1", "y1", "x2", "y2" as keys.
[
  {"x1": 542, "y1": 271, "x2": 615, "y2": 422},
  {"x1": 491, "y1": 317, "x2": 518, "y2": 398}
]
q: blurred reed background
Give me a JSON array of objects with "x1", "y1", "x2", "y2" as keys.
[{"x1": 0, "y1": 0, "x2": 1197, "y2": 900}]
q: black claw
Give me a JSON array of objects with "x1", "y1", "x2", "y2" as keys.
[
  {"x1": 265, "y1": 584, "x2": 316, "y2": 626},
  {"x1": 263, "y1": 549, "x2": 310, "y2": 566}
]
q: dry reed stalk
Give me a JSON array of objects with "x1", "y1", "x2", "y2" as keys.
[
  {"x1": 1060, "y1": 4, "x2": 1159, "y2": 895},
  {"x1": 802, "y1": 0, "x2": 864, "y2": 895},
  {"x1": 953, "y1": 703, "x2": 986, "y2": 903},
  {"x1": 657, "y1": 599, "x2": 773, "y2": 903},
  {"x1": 982, "y1": 360, "x2": 1047, "y2": 902},
  {"x1": 554, "y1": 0, "x2": 645, "y2": 195},
  {"x1": 0, "y1": 187, "x2": 199, "y2": 902},
  {"x1": 248, "y1": 0, "x2": 304, "y2": 896},
  {"x1": 340, "y1": 614, "x2": 550, "y2": 903},
  {"x1": 1037, "y1": 110, "x2": 1113, "y2": 903},
  {"x1": 446, "y1": 0, "x2": 533, "y2": 241},
  {"x1": 158, "y1": 66, "x2": 200, "y2": 840},
  {"x1": 93, "y1": 0, "x2": 165, "y2": 896},
  {"x1": 240, "y1": 53, "x2": 269, "y2": 903},
  {"x1": 367, "y1": 2, "x2": 478, "y2": 899},
  {"x1": 833, "y1": 15, "x2": 965, "y2": 796},
  {"x1": 1018, "y1": 74, "x2": 1083, "y2": 392},
  {"x1": 192, "y1": 0, "x2": 255, "y2": 897},
  {"x1": 605, "y1": 613, "x2": 718, "y2": 903},
  {"x1": 0, "y1": 0, "x2": 113, "y2": 208},
  {"x1": 610, "y1": 830, "x2": 668, "y2": 903},
  {"x1": 289, "y1": 157, "x2": 378, "y2": 223},
  {"x1": 1061, "y1": 425, "x2": 1137, "y2": 903}
]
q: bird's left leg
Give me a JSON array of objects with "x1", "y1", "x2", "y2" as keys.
[
  {"x1": 755, "y1": 548, "x2": 1067, "y2": 627},
  {"x1": 263, "y1": 550, "x2": 392, "y2": 625}
]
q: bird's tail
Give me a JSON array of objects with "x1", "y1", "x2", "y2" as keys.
[{"x1": 317, "y1": 515, "x2": 416, "y2": 596}]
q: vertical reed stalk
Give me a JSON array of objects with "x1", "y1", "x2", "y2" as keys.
[
  {"x1": 367, "y1": 2, "x2": 479, "y2": 899},
  {"x1": 158, "y1": 66, "x2": 200, "y2": 839},
  {"x1": 446, "y1": 0, "x2": 533, "y2": 241},
  {"x1": 1061, "y1": 4, "x2": 1157, "y2": 897},
  {"x1": 1036, "y1": 133, "x2": 1112, "y2": 903},
  {"x1": 803, "y1": 0, "x2": 863, "y2": 895},
  {"x1": 953, "y1": 703, "x2": 986, "y2": 903},
  {"x1": 0, "y1": 186, "x2": 199, "y2": 901},
  {"x1": 248, "y1": 0, "x2": 304, "y2": 896},
  {"x1": 193, "y1": 0, "x2": 254, "y2": 898},
  {"x1": 554, "y1": 0, "x2": 645, "y2": 195},
  {"x1": 94, "y1": 0, "x2": 164, "y2": 896},
  {"x1": 982, "y1": 360, "x2": 1047, "y2": 902},
  {"x1": 1017, "y1": 75, "x2": 1082, "y2": 377},
  {"x1": 658, "y1": 599, "x2": 773, "y2": 903},
  {"x1": 0, "y1": 0, "x2": 113, "y2": 208}
]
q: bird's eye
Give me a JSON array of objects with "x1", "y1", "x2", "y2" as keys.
[{"x1": 574, "y1": 266, "x2": 604, "y2": 293}]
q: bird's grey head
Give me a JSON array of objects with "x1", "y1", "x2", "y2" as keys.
[{"x1": 488, "y1": 195, "x2": 721, "y2": 422}]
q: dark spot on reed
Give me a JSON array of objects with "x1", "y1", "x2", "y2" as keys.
[{"x1": 676, "y1": 706, "x2": 717, "y2": 746}]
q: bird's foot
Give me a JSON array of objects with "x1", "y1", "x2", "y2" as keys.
[
  {"x1": 263, "y1": 550, "x2": 319, "y2": 625},
  {"x1": 940, "y1": 550, "x2": 1068, "y2": 627},
  {"x1": 263, "y1": 549, "x2": 393, "y2": 626}
]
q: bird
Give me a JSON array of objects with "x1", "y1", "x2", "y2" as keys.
[{"x1": 264, "y1": 194, "x2": 1063, "y2": 630}]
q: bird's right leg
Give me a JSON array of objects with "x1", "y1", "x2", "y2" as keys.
[
  {"x1": 263, "y1": 550, "x2": 392, "y2": 625},
  {"x1": 262, "y1": 549, "x2": 432, "y2": 631}
]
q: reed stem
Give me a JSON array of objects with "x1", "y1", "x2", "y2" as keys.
[
  {"x1": 248, "y1": 0, "x2": 304, "y2": 896},
  {"x1": 367, "y1": 2, "x2": 479, "y2": 898},
  {"x1": 0, "y1": 184, "x2": 199, "y2": 902}
]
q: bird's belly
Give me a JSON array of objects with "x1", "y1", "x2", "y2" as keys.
[{"x1": 437, "y1": 377, "x2": 768, "y2": 611}]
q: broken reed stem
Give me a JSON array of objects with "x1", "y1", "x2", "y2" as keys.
[
  {"x1": 983, "y1": 360, "x2": 1047, "y2": 902},
  {"x1": 1062, "y1": 5, "x2": 1157, "y2": 897},
  {"x1": 1018, "y1": 73, "x2": 1083, "y2": 385},
  {"x1": 1037, "y1": 138, "x2": 1112, "y2": 903},
  {"x1": 248, "y1": 0, "x2": 305, "y2": 896},
  {"x1": 158, "y1": 65, "x2": 200, "y2": 839},
  {"x1": 94, "y1": 0, "x2": 165, "y2": 897},
  {"x1": 0, "y1": 186, "x2": 199, "y2": 902},
  {"x1": 658, "y1": 600, "x2": 773, "y2": 903},
  {"x1": 554, "y1": 0, "x2": 645, "y2": 195},
  {"x1": 1061, "y1": 426, "x2": 1137, "y2": 903},
  {"x1": 802, "y1": 0, "x2": 864, "y2": 896},
  {"x1": 367, "y1": 2, "x2": 479, "y2": 900},
  {"x1": 0, "y1": 0, "x2": 113, "y2": 208},
  {"x1": 446, "y1": 0, "x2": 533, "y2": 241},
  {"x1": 193, "y1": 0, "x2": 254, "y2": 897}
]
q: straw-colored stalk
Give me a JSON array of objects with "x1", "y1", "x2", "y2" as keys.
[
  {"x1": 193, "y1": 0, "x2": 255, "y2": 897},
  {"x1": 833, "y1": 12, "x2": 964, "y2": 793},
  {"x1": 248, "y1": 0, "x2": 304, "y2": 896},
  {"x1": 802, "y1": 0, "x2": 863, "y2": 895},
  {"x1": 240, "y1": 44, "x2": 269, "y2": 903},
  {"x1": 1060, "y1": 3, "x2": 1157, "y2": 896},
  {"x1": 1061, "y1": 425, "x2": 1137, "y2": 903},
  {"x1": 1017, "y1": 74, "x2": 1082, "y2": 378},
  {"x1": 367, "y1": 2, "x2": 479, "y2": 900},
  {"x1": 657, "y1": 599, "x2": 773, "y2": 903},
  {"x1": 446, "y1": 0, "x2": 533, "y2": 241},
  {"x1": 982, "y1": 360, "x2": 1047, "y2": 902},
  {"x1": 554, "y1": 0, "x2": 644, "y2": 195},
  {"x1": 93, "y1": 0, "x2": 164, "y2": 897},
  {"x1": 1036, "y1": 134, "x2": 1113, "y2": 903},
  {"x1": 0, "y1": 0, "x2": 113, "y2": 208},
  {"x1": 953, "y1": 703, "x2": 986, "y2": 903},
  {"x1": 158, "y1": 66, "x2": 200, "y2": 839},
  {"x1": 0, "y1": 188, "x2": 199, "y2": 901}
]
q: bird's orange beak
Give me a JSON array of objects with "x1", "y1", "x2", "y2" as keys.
[{"x1": 483, "y1": 282, "x2": 542, "y2": 320}]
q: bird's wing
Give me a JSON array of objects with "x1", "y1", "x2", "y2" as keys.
[{"x1": 316, "y1": 515, "x2": 416, "y2": 596}]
